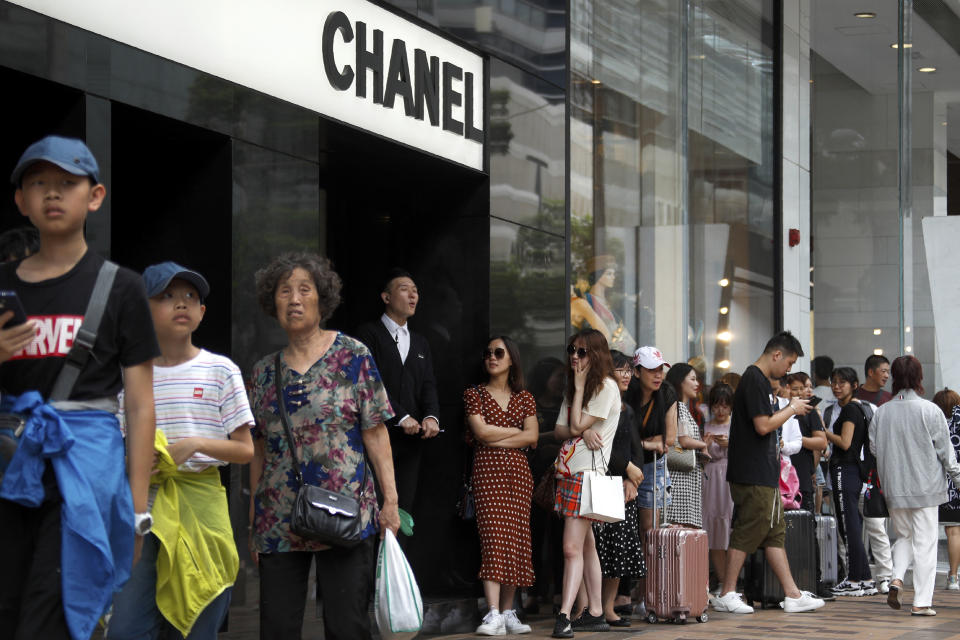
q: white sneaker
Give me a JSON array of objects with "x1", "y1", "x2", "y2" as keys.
[
  {"x1": 860, "y1": 580, "x2": 878, "y2": 596},
  {"x1": 783, "y1": 591, "x2": 825, "y2": 613},
  {"x1": 712, "y1": 592, "x2": 754, "y2": 614},
  {"x1": 502, "y1": 610, "x2": 531, "y2": 634},
  {"x1": 878, "y1": 579, "x2": 890, "y2": 594},
  {"x1": 948, "y1": 575, "x2": 959, "y2": 591},
  {"x1": 476, "y1": 610, "x2": 506, "y2": 636}
]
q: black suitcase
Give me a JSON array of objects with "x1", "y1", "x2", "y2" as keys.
[{"x1": 744, "y1": 509, "x2": 817, "y2": 608}]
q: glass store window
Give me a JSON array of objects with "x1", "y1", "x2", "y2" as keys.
[
  {"x1": 810, "y1": 1, "x2": 957, "y2": 391},
  {"x1": 569, "y1": 0, "x2": 776, "y2": 382}
]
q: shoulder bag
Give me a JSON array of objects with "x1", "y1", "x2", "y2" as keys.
[
  {"x1": 666, "y1": 403, "x2": 696, "y2": 472},
  {"x1": 274, "y1": 352, "x2": 367, "y2": 547}
]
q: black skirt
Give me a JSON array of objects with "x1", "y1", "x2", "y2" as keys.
[{"x1": 593, "y1": 498, "x2": 645, "y2": 578}]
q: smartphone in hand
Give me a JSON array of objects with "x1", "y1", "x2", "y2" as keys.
[
  {"x1": 809, "y1": 396, "x2": 823, "y2": 407},
  {"x1": 0, "y1": 291, "x2": 27, "y2": 328}
]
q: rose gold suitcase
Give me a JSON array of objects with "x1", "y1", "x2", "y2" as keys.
[{"x1": 644, "y1": 453, "x2": 710, "y2": 624}]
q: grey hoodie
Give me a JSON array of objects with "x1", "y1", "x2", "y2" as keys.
[{"x1": 870, "y1": 390, "x2": 960, "y2": 509}]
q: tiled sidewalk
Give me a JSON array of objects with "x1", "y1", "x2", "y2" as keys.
[{"x1": 219, "y1": 585, "x2": 960, "y2": 639}]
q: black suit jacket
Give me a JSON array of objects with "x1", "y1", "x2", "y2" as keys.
[{"x1": 355, "y1": 320, "x2": 440, "y2": 432}]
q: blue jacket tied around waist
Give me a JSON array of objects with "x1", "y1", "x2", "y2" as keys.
[{"x1": 0, "y1": 391, "x2": 134, "y2": 640}]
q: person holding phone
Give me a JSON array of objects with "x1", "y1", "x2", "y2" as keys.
[{"x1": 786, "y1": 373, "x2": 827, "y2": 513}]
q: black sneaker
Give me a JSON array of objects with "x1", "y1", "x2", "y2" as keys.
[
  {"x1": 552, "y1": 613, "x2": 573, "y2": 638},
  {"x1": 571, "y1": 611, "x2": 610, "y2": 632}
]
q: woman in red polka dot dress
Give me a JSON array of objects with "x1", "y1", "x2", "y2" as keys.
[{"x1": 466, "y1": 336, "x2": 540, "y2": 636}]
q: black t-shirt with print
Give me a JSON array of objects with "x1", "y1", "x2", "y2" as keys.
[
  {"x1": 830, "y1": 402, "x2": 868, "y2": 466},
  {"x1": 0, "y1": 251, "x2": 159, "y2": 400},
  {"x1": 790, "y1": 410, "x2": 825, "y2": 494},
  {"x1": 726, "y1": 364, "x2": 778, "y2": 488}
]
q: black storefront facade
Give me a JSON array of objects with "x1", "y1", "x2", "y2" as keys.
[{"x1": 0, "y1": 0, "x2": 568, "y2": 607}]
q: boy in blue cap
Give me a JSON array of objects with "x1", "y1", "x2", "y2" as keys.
[
  {"x1": 0, "y1": 136, "x2": 159, "y2": 640},
  {"x1": 108, "y1": 262, "x2": 255, "y2": 640}
]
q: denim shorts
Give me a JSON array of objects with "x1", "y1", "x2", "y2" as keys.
[{"x1": 637, "y1": 456, "x2": 671, "y2": 510}]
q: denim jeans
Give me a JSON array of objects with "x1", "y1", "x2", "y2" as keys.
[{"x1": 107, "y1": 534, "x2": 232, "y2": 640}]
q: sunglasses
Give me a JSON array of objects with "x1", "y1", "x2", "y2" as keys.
[
  {"x1": 483, "y1": 347, "x2": 506, "y2": 360},
  {"x1": 566, "y1": 344, "x2": 588, "y2": 358}
]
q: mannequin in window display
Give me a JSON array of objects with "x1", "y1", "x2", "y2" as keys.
[{"x1": 582, "y1": 256, "x2": 636, "y2": 355}]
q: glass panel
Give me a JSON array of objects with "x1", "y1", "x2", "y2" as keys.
[
  {"x1": 569, "y1": 0, "x2": 683, "y2": 359},
  {"x1": 489, "y1": 217, "x2": 566, "y2": 377},
  {"x1": 570, "y1": 0, "x2": 775, "y2": 377},
  {"x1": 688, "y1": 0, "x2": 776, "y2": 381},
  {"x1": 810, "y1": 3, "x2": 904, "y2": 378},
  {"x1": 232, "y1": 141, "x2": 323, "y2": 374},
  {"x1": 489, "y1": 58, "x2": 566, "y2": 234},
  {"x1": 422, "y1": 0, "x2": 567, "y2": 89}
]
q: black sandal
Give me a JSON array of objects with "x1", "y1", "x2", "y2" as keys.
[{"x1": 606, "y1": 617, "x2": 631, "y2": 627}]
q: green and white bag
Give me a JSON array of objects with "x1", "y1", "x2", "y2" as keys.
[{"x1": 374, "y1": 529, "x2": 423, "y2": 640}]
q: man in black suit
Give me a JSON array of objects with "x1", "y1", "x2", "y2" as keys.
[{"x1": 356, "y1": 269, "x2": 440, "y2": 517}]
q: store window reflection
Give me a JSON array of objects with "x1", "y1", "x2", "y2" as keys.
[{"x1": 569, "y1": 0, "x2": 775, "y2": 382}]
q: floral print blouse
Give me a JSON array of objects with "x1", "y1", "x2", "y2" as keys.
[{"x1": 250, "y1": 332, "x2": 394, "y2": 552}]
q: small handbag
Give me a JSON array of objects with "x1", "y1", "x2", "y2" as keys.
[
  {"x1": 666, "y1": 404, "x2": 696, "y2": 472},
  {"x1": 532, "y1": 468, "x2": 556, "y2": 512},
  {"x1": 862, "y1": 468, "x2": 889, "y2": 518},
  {"x1": 274, "y1": 353, "x2": 367, "y2": 547}
]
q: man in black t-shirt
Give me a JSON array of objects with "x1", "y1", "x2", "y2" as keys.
[{"x1": 712, "y1": 331, "x2": 825, "y2": 614}]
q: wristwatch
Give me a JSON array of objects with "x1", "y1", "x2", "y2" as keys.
[{"x1": 134, "y1": 511, "x2": 153, "y2": 536}]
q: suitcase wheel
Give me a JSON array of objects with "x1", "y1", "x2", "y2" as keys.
[
  {"x1": 646, "y1": 611, "x2": 658, "y2": 624},
  {"x1": 697, "y1": 612, "x2": 708, "y2": 623}
]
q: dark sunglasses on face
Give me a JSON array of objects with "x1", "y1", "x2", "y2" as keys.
[
  {"x1": 566, "y1": 344, "x2": 588, "y2": 358},
  {"x1": 483, "y1": 347, "x2": 506, "y2": 360}
]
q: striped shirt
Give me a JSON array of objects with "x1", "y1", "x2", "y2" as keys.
[{"x1": 120, "y1": 349, "x2": 254, "y2": 471}]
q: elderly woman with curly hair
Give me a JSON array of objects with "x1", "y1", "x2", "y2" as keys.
[{"x1": 247, "y1": 252, "x2": 400, "y2": 640}]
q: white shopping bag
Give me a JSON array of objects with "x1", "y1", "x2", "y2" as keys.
[
  {"x1": 375, "y1": 529, "x2": 424, "y2": 640},
  {"x1": 579, "y1": 470, "x2": 625, "y2": 522}
]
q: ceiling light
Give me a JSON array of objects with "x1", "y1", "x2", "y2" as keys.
[
  {"x1": 854, "y1": 12, "x2": 876, "y2": 18},
  {"x1": 890, "y1": 42, "x2": 913, "y2": 49},
  {"x1": 590, "y1": 78, "x2": 601, "y2": 84},
  {"x1": 873, "y1": 328, "x2": 882, "y2": 335},
  {"x1": 718, "y1": 278, "x2": 730, "y2": 287},
  {"x1": 717, "y1": 331, "x2": 733, "y2": 343},
  {"x1": 873, "y1": 348, "x2": 883, "y2": 356},
  {"x1": 718, "y1": 360, "x2": 731, "y2": 369},
  {"x1": 905, "y1": 345, "x2": 913, "y2": 353},
  {"x1": 719, "y1": 307, "x2": 729, "y2": 315},
  {"x1": 943, "y1": 122, "x2": 949, "y2": 126},
  {"x1": 918, "y1": 67, "x2": 937, "y2": 73},
  {"x1": 905, "y1": 326, "x2": 912, "y2": 333}
]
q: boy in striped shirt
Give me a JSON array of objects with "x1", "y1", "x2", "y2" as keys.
[{"x1": 110, "y1": 262, "x2": 255, "y2": 639}]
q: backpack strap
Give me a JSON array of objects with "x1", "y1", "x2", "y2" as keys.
[{"x1": 49, "y1": 261, "x2": 119, "y2": 401}]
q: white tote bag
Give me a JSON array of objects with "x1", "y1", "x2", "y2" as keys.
[
  {"x1": 579, "y1": 470, "x2": 625, "y2": 522},
  {"x1": 375, "y1": 529, "x2": 424, "y2": 640}
]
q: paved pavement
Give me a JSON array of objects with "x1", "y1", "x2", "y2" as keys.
[{"x1": 218, "y1": 581, "x2": 960, "y2": 639}]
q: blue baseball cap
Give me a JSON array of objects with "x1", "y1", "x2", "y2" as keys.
[
  {"x1": 10, "y1": 135, "x2": 100, "y2": 186},
  {"x1": 142, "y1": 262, "x2": 210, "y2": 299}
]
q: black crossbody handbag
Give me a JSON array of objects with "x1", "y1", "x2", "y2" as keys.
[{"x1": 274, "y1": 353, "x2": 367, "y2": 547}]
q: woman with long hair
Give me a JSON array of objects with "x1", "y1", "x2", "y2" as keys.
[
  {"x1": 465, "y1": 336, "x2": 539, "y2": 636},
  {"x1": 551, "y1": 329, "x2": 621, "y2": 638},
  {"x1": 873, "y1": 359, "x2": 960, "y2": 616},
  {"x1": 933, "y1": 388, "x2": 960, "y2": 590},
  {"x1": 823, "y1": 366, "x2": 874, "y2": 597},
  {"x1": 626, "y1": 347, "x2": 678, "y2": 535},
  {"x1": 662, "y1": 363, "x2": 709, "y2": 528}
]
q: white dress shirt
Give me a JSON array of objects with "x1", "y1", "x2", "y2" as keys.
[{"x1": 381, "y1": 313, "x2": 410, "y2": 363}]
